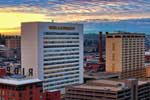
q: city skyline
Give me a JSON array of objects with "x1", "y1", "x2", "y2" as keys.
[{"x1": 0, "y1": 0, "x2": 150, "y2": 35}]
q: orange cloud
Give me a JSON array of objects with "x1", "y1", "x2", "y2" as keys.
[
  {"x1": 0, "y1": 12, "x2": 48, "y2": 35},
  {"x1": 0, "y1": 0, "x2": 150, "y2": 35}
]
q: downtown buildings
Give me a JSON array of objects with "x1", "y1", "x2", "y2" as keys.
[
  {"x1": 106, "y1": 33, "x2": 146, "y2": 78},
  {"x1": 21, "y1": 22, "x2": 84, "y2": 93},
  {"x1": 65, "y1": 79, "x2": 150, "y2": 100},
  {"x1": 0, "y1": 35, "x2": 21, "y2": 60},
  {"x1": 65, "y1": 32, "x2": 150, "y2": 100}
]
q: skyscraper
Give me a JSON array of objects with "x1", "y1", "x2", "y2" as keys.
[
  {"x1": 106, "y1": 32, "x2": 145, "y2": 78},
  {"x1": 21, "y1": 22, "x2": 84, "y2": 93}
]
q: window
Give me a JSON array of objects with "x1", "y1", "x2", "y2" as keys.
[
  {"x1": 112, "y1": 53, "x2": 115, "y2": 61},
  {"x1": 112, "y1": 64, "x2": 115, "y2": 71},
  {"x1": 112, "y1": 43, "x2": 115, "y2": 51},
  {"x1": 19, "y1": 93, "x2": 22, "y2": 97},
  {"x1": 29, "y1": 91, "x2": 32, "y2": 95},
  {"x1": 29, "y1": 85, "x2": 32, "y2": 89},
  {"x1": 29, "y1": 97, "x2": 33, "y2": 100}
]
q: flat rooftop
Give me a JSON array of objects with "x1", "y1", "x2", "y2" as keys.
[
  {"x1": 69, "y1": 79, "x2": 149, "y2": 92},
  {"x1": 72, "y1": 80, "x2": 127, "y2": 92},
  {"x1": 0, "y1": 74, "x2": 42, "y2": 85},
  {"x1": 88, "y1": 79, "x2": 124, "y2": 86},
  {"x1": 73, "y1": 84, "x2": 125, "y2": 92},
  {"x1": 0, "y1": 78, "x2": 42, "y2": 85},
  {"x1": 84, "y1": 72, "x2": 119, "y2": 79},
  {"x1": 106, "y1": 32, "x2": 145, "y2": 36},
  {"x1": 138, "y1": 81, "x2": 148, "y2": 85},
  {"x1": 145, "y1": 52, "x2": 150, "y2": 56}
]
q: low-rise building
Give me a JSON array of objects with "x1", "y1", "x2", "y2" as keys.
[
  {"x1": 0, "y1": 76, "x2": 43, "y2": 100},
  {"x1": 43, "y1": 90, "x2": 60, "y2": 100},
  {"x1": 65, "y1": 79, "x2": 150, "y2": 100},
  {"x1": 5, "y1": 37, "x2": 20, "y2": 49},
  {"x1": 145, "y1": 52, "x2": 150, "y2": 63},
  {"x1": 0, "y1": 68, "x2": 61, "y2": 100},
  {"x1": 0, "y1": 68, "x2": 6, "y2": 77}
]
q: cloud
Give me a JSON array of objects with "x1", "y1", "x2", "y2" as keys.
[
  {"x1": 84, "y1": 18, "x2": 150, "y2": 34},
  {"x1": 0, "y1": 0, "x2": 150, "y2": 35},
  {"x1": 0, "y1": 0, "x2": 149, "y2": 21}
]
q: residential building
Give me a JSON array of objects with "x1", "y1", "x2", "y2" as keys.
[
  {"x1": 4, "y1": 36, "x2": 21, "y2": 59},
  {"x1": 21, "y1": 22, "x2": 84, "y2": 93},
  {"x1": 5, "y1": 36, "x2": 20, "y2": 49},
  {"x1": 106, "y1": 32, "x2": 145, "y2": 78}
]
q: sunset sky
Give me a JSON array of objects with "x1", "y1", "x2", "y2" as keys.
[{"x1": 0, "y1": 0, "x2": 150, "y2": 35}]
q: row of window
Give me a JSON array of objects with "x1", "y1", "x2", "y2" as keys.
[
  {"x1": 44, "y1": 79, "x2": 79, "y2": 89},
  {"x1": 44, "y1": 56, "x2": 79, "y2": 61},
  {"x1": 44, "y1": 52, "x2": 79, "y2": 57},
  {"x1": 44, "y1": 68, "x2": 79, "y2": 74},
  {"x1": 44, "y1": 71, "x2": 79, "y2": 79},
  {"x1": 44, "y1": 64, "x2": 79, "y2": 70},
  {"x1": 44, "y1": 32, "x2": 79, "y2": 35},
  {"x1": 44, "y1": 60, "x2": 79, "y2": 65},
  {"x1": 123, "y1": 38, "x2": 144, "y2": 40},
  {"x1": 43, "y1": 37, "x2": 79, "y2": 40},
  {"x1": 44, "y1": 45, "x2": 79, "y2": 48},
  {"x1": 44, "y1": 75, "x2": 79, "y2": 83},
  {"x1": 45, "y1": 81, "x2": 79, "y2": 91},
  {"x1": 44, "y1": 41, "x2": 79, "y2": 44},
  {"x1": 44, "y1": 48, "x2": 79, "y2": 52}
]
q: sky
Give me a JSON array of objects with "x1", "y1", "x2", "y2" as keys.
[{"x1": 0, "y1": 0, "x2": 150, "y2": 35}]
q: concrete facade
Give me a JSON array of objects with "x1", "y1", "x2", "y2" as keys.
[
  {"x1": 65, "y1": 79, "x2": 150, "y2": 100},
  {"x1": 21, "y1": 22, "x2": 84, "y2": 93},
  {"x1": 106, "y1": 33, "x2": 145, "y2": 78}
]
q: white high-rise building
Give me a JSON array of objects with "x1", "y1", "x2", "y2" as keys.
[{"x1": 21, "y1": 22, "x2": 84, "y2": 93}]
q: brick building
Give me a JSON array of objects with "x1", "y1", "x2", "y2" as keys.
[
  {"x1": 4, "y1": 36, "x2": 21, "y2": 59},
  {"x1": 0, "y1": 75, "x2": 43, "y2": 100},
  {"x1": 5, "y1": 37, "x2": 20, "y2": 49},
  {"x1": 0, "y1": 68, "x2": 6, "y2": 77},
  {"x1": 0, "y1": 67, "x2": 61, "y2": 100},
  {"x1": 43, "y1": 90, "x2": 60, "y2": 100}
]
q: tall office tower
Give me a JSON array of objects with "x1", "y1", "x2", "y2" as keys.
[
  {"x1": 106, "y1": 32, "x2": 145, "y2": 78},
  {"x1": 21, "y1": 22, "x2": 84, "y2": 93}
]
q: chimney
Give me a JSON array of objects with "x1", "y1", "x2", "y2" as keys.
[
  {"x1": 106, "y1": 32, "x2": 109, "y2": 35},
  {"x1": 99, "y1": 32, "x2": 103, "y2": 64}
]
